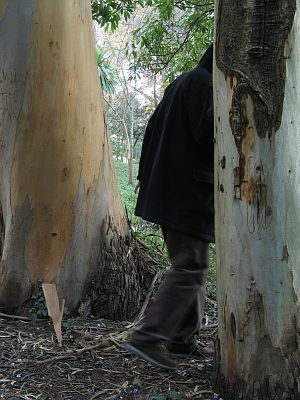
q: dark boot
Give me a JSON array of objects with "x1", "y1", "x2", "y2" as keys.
[
  {"x1": 123, "y1": 338, "x2": 177, "y2": 370},
  {"x1": 166, "y1": 338, "x2": 214, "y2": 358}
]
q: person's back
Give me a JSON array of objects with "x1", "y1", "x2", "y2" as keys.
[
  {"x1": 136, "y1": 63, "x2": 214, "y2": 241},
  {"x1": 124, "y1": 45, "x2": 214, "y2": 371}
]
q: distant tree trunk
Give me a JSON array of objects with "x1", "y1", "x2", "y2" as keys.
[
  {"x1": 0, "y1": 0, "x2": 154, "y2": 320},
  {"x1": 153, "y1": 74, "x2": 159, "y2": 107},
  {"x1": 128, "y1": 124, "x2": 134, "y2": 185},
  {"x1": 120, "y1": 68, "x2": 134, "y2": 185},
  {"x1": 214, "y1": 0, "x2": 299, "y2": 398},
  {"x1": 128, "y1": 89, "x2": 134, "y2": 185}
]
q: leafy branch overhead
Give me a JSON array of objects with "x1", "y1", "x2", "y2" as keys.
[{"x1": 92, "y1": 0, "x2": 214, "y2": 82}]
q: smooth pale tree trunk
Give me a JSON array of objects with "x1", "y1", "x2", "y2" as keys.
[
  {"x1": 0, "y1": 0, "x2": 154, "y2": 320},
  {"x1": 214, "y1": 0, "x2": 300, "y2": 398},
  {"x1": 128, "y1": 101, "x2": 134, "y2": 185}
]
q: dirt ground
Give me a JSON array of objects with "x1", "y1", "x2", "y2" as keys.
[{"x1": 0, "y1": 300, "x2": 219, "y2": 400}]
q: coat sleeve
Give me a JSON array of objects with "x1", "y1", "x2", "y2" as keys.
[
  {"x1": 186, "y1": 79, "x2": 213, "y2": 144},
  {"x1": 137, "y1": 105, "x2": 160, "y2": 180},
  {"x1": 137, "y1": 81, "x2": 175, "y2": 180}
]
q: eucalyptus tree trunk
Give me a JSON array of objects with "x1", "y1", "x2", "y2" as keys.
[
  {"x1": 0, "y1": 0, "x2": 153, "y2": 320},
  {"x1": 214, "y1": 1, "x2": 299, "y2": 398},
  {"x1": 128, "y1": 94, "x2": 134, "y2": 186}
]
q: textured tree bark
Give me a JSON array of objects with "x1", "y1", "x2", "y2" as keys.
[
  {"x1": 0, "y1": 0, "x2": 154, "y2": 320},
  {"x1": 214, "y1": 0, "x2": 299, "y2": 398}
]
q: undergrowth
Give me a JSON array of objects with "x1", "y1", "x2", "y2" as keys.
[{"x1": 114, "y1": 160, "x2": 217, "y2": 300}]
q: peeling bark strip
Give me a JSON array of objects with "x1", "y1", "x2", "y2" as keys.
[
  {"x1": 42, "y1": 283, "x2": 64, "y2": 346},
  {"x1": 216, "y1": 0, "x2": 296, "y2": 139}
]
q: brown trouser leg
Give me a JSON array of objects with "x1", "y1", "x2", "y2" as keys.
[{"x1": 132, "y1": 227, "x2": 209, "y2": 344}]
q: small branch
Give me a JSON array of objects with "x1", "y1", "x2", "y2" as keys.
[
  {"x1": 202, "y1": 323, "x2": 218, "y2": 330},
  {"x1": 134, "y1": 270, "x2": 160, "y2": 323},
  {"x1": 135, "y1": 236, "x2": 149, "y2": 250},
  {"x1": 13, "y1": 341, "x2": 108, "y2": 370},
  {"x1": 0, "y1": 312, "x2": 37, "y2": 322},
  {"x1": 128, "y1": 84, "x2": 156, "y2": 104},
  {"x1": 135, "y1": 236, "x2": 164, "y2": 259},
  {"x1": 175, "y1": 0, "x2": 213, "y2": 8},
  {"x1": 141, "y1": 10, "x2": 212, "y2": 73},
  {"x1": 206, "y1": 296, "x2": 217, "y2": 305}
]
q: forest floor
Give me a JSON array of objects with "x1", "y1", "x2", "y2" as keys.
[
  {"x1": 1, "y1": 163, "x2": 219, "y2": 400},
  {"x1": 0, "y1": 298, "x2": 218, "y2": 400}
]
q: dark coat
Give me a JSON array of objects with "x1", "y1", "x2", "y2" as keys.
[{"x1": 135, "y1": 65, "x2": 214, "y2": 242}]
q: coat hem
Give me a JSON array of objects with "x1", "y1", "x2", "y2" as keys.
[{"x1": 134, "y1": 212, "x2": 215, "y2": 243}]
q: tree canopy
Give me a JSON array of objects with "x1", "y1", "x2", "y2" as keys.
[{"x1": 92, "y1": 0, "x2": 213, "y2": 82}]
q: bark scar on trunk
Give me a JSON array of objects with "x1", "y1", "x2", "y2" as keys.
[
  {"x1": 218, "y1": 289, "x2": 300, "y2": 399},
  {"x1": 229, "y1": 86, "x2": 271, "y2": 231},
  {"x1": 216, "y1": 0, "x2": 296, "y2": 138}
]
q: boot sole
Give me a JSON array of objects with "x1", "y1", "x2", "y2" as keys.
[{"x1": 123, "y1": 342, "x2": 177, "y2": 371}]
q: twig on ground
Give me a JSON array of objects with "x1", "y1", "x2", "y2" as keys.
[
  {"x1": 0, "y1": 312, "x2": 39, "y2": 322},
  {"x1": 210, "y1": 328, "x2": 218, "y2": 336},
  {"x1": 202, "y1": 323, "x2": 218, "y2": 330},
  {"x1": 134, "y1": 270, "x2": 161, "y2": 323},
  {"x1": 135, "y1": 236, "x2": 149, "y2": 250},
  {"x1": 136, "y1": 234, "x2": 166, "y2": 258},
  {"x1": 88, "y1": 389, "x2": 116, "y2": 400},
  {"x1": 14, "y1": 341, "x2": 110, "y2": 370},
  {"x1": 206, "y1": 297, "x2": 217, "y2": 305}
]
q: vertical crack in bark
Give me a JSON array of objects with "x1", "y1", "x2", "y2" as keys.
[
  {"x1": 0, "y1": 203, "x2": 4, "y2": 258},
  {"x1": 247, "y1": 0, "x2": 267, "y2": 58},
  {"x1": 216, "y1": 0, "x2": 296, "y2": 138}
]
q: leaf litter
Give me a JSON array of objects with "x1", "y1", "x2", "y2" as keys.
[{"x1": 0, "y1": 299, "x2": 218, "y2": 400}]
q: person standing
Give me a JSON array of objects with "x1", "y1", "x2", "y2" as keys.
[{"x1": 124, "y1": 45, "x2": 214, "y2": 370}]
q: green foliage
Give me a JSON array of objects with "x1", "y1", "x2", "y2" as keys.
[
  {"x1": 28, "y1": 288, "x2": 70, "y2": 324},
  {"x1": 114, "y1": 160, "x2": 139, "y2": 220},
  {"x1": 114, "y1": 161, "x2": 169, "y2": 265},
  {"x1": 96, "y1": 46, "x2": 119, "y2": 94},
  {"x1": 92, "y1": 0, "x2": 139, "y2": 31},
  {"x1": 114, "y1": 160, "x2": 217, "y2": 298},
  {"x1": 92, "y1": 0, "x2": 213, "y2": 83},
  {"x1": 106, "y1": 92, "x2": 152, "y2": 161},
  {"x1": 207, "y1": 244, "x2": 216, "y2": 299},
  {"x1": 129, "y1": 1, "x2": 214, "y2": 83},
  {"x1": 28, "y1": 291, "x2": 48, "y2": 324}
]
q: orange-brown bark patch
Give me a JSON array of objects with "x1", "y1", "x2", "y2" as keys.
[{"x1": 11, "y1": 0, "x2": 104, "y2": 282}]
